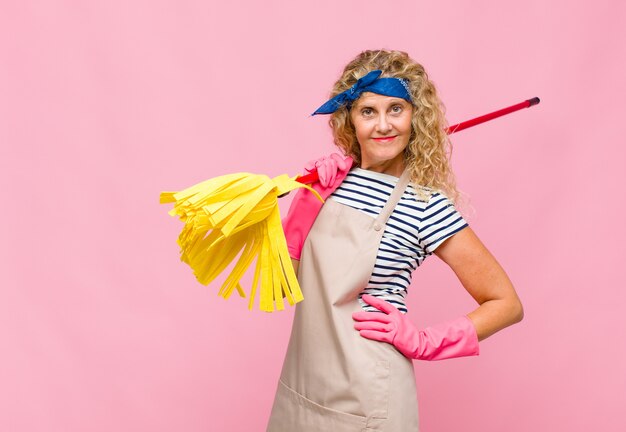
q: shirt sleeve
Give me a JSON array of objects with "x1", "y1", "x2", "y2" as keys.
[{"x1": 417, "y1": 191, "x2": 468, "y2": 254}]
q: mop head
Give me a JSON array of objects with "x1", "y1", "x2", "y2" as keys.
[{"x1": 160, "y1": 172, "x2": 322, "y2": 312}]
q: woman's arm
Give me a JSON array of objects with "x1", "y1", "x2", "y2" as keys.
[{"x1": 434, "y1": 226, "x2": 524, "y2": 342}]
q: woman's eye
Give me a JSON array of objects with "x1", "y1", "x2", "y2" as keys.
[
  {"x1": 391, "y1": 105, "x2": 403, "y2": 114},
  {"x1": 361, "y1": 108, "x2": 374, "y2": 116}
]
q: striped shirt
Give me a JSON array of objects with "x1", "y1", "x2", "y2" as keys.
[{"x1": 328, "y1": 168, "x2": 468, "y2": 314}]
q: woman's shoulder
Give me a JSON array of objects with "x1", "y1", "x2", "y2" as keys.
[
  {"x1": 404, "y1": 183, "x2": 447, "y2": 205},
  {"x1": 399, "y1": 184, "x2": 466, "y2": 225}
]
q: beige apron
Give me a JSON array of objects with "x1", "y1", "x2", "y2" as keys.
[{"x1": 267, "y1": 169, "x2": 419, "y2": 432}]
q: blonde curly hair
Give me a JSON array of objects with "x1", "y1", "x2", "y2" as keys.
[{"x1": 328, "y1": 49, "x2": 459, "y2": 203}]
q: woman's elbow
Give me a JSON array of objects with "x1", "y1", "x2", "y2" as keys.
[{"x1": 511, "y1": 297, "x2": 524, "y2": 324}]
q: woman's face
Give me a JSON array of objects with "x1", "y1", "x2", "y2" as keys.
[{"x1": 350, "y1": 92, "x2": 413, "y2": 176}]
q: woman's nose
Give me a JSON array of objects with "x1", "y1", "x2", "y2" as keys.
[{"x1": 376, "y1": 114, "x2": 392, "y2": 133}]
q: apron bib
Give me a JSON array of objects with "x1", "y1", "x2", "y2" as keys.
[{"x1": 267, "y1": 168, "x2": 419, "y2": 432}]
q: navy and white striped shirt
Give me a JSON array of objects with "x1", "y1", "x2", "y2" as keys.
[{"x1": 328, "y1": 168, "x2": 468, "y2": 314}]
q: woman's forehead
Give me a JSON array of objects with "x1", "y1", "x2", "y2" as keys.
[{"x1": 353, "y1": 92, "x2": 409, "y2": 107}]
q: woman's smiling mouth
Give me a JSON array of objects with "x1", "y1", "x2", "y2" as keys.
[{"x1": 372, "y1": 136, "x2": 397, "y2": 143}]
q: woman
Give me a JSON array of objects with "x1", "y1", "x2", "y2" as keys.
[{"x1": 266, "y1": 49, "x2": 523, "y2": 431}]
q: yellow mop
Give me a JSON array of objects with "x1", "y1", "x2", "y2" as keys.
[
  {"x1": 160, "y1": 97, "x2": 540, "y2": 312},
  {"x1": 160, "y1": 172, "x2": 322, "y2": 312}
]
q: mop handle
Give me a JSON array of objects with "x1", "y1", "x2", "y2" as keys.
[
  {"x1": 296, "y1": 97, "x2": 540, "y2": 185},
  {"x1": 445, "y1": 97, "x2": 540, "y2": 134}
]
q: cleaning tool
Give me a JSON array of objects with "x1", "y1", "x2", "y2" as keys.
[
  {"x1": 160, "y1": 173, "x2": 322, "y2": 312},
  {"x1": 161, "y1": 97, "x2": 539, "y2": 312}
]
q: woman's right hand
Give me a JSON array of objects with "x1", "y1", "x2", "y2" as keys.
[
  {"x1": 282, "y1": 154, "x2": 353, "y2": 262},
  {"x1": 304, "y1": 153, "x2": 352, "y2": 188}
]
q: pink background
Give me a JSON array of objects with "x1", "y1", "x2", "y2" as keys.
[{"x1": 2, "y1": 1, "x2": 625, "y2": 431}]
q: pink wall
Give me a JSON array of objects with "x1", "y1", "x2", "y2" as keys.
[{"x1": 2, "y1": 1, "x2": 625, "y2": 431}]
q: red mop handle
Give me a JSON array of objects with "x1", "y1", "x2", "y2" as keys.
[
  {"x1": 296, "y1": 97, "x2": 540, "y2": 185},
  {"x1": 446, "y1": 97, "x2": 540, "y2": 134},
  {"x1": 296, "y1": 171, "x2": 322, "y2": 185}
]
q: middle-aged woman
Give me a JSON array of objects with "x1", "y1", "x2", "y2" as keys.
[{"x1": 266, "y1": 49, "x2": 524, "y2": 432}]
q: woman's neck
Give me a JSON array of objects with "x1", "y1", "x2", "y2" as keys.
[{"x1": 360, "y1": 157, "x2": 405, "y2": 177}]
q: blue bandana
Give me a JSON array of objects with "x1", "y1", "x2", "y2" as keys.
[{"x1": 312, "y1": 70, "x2": 412, "y2": 115}]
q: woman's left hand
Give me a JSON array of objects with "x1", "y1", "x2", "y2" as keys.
[{"x1": 352, "y1": 295, "x2": 479, "y2": 361}]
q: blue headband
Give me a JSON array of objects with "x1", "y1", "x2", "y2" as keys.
[{"x1": 312, "y1": 70, "x2": 412, "y2": 115}]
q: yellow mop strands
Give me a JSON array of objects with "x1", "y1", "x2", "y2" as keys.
[{"x1": 160, "y1": 172, "x2": 322, "y2": 312}]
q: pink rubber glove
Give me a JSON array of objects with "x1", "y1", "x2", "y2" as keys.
[
  {"x1": 352, "y1": 294, "x2": 480, "y2": 361},
  {"x1": 303, "y1": 153, "x2": 352, "y2": 188},
  {"x1": 282, "y1": 154, "x2": 353, "y2": 260}
]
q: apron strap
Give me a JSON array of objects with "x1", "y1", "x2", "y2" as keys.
[{"x1": 374, "y1": 168, "x2": 411, "y2": 228}]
